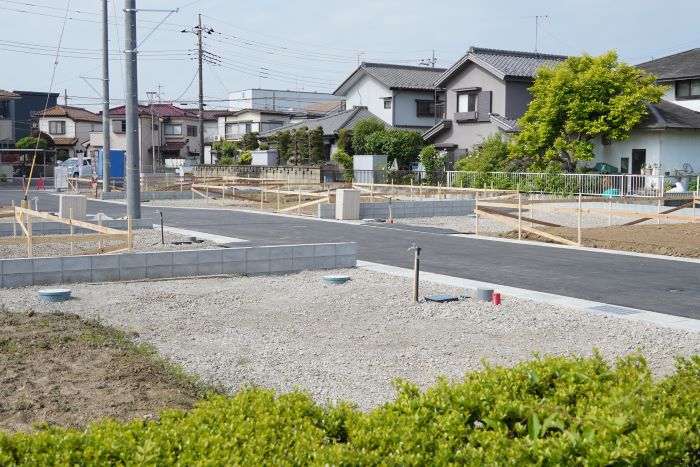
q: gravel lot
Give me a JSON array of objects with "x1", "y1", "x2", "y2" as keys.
[
  {"x1": 1, "y1": 268, "x2": 697, "y2": 410},
  {"x1": 395, "y1": 205, "x2": 693, "y2": 234},
  {"x1": 0, "y1": 228, "x2": 217, "y2": 258}
]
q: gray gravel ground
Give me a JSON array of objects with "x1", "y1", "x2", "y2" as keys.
[
  {"x1": 0, "y1": 229, "x2": 217, "y2": 258},
  {"x1": 1, "y1": 268, "x2": 698, "y2": 410}
]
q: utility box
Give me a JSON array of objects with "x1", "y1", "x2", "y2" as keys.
[
  {"x1": 335, "y1": 189, "x2": 361, "y2": 220},
  {"x1": 353, "y1": 154, "x2": 387, "y2": 183},
  {"x1": 58, "y1": 194, "x2": 87, "y2": 221},
  {"x1": 251, "y1": 149, "x2": 279, "y2": 166},
  {"x1": 54, "y1": 166, "x2": 69, "y2": 191}
]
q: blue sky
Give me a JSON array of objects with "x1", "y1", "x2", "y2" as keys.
[{"x1": 2, "y1": 0, "x2": 698, "y2": 111}]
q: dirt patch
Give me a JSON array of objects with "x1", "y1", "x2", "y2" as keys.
[
  {"x1": 0, "y1": 309, "x2": 213, "y2": 434},
  {"x1": 499, "y1": 222, "x2": 700, "y2": 258}
]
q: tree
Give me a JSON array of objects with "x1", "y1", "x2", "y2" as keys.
[
  {"x1": 292, "y1": 127, "x2": 309, "y2": 164},
  {"x1": 512, "y1": 51, "x2": 665, "y2": 172},
  {"x1": 15, "y1": 136, "x2": 48, "y2": 150},
  {"x1": 455, "y1": 133, "x2": 511, "y2": 172},
  {"x1": 242, "y1": 131, "x2": 259, "y2": 151},
  {"x1": 331, "y1": 149, "x2": 353, "y2": 181},
  {"x1": 364, "y1": 128, "x2": 424, "y2": 169},
  {"x1": 212, "y1": 140, "x2": 239, "y2": 161},
  {"x1": 276, "y1": 130, "x2": 292, "y2": 161},
  {"x1": 337, "y1": 128, "x2": 353, "y2": 155},
  {"x1": 351, "y1": 119, "x2": 384, "y2": 154},
  {"x1": 238, "y1": 150, "x2": 253, "y2": 165},
  {"x1": 309, "y1": 126, "x2": 325, "y2": 163},
  {"x1": 419, "y1": 145, "x2": 446, "y2": 185}
]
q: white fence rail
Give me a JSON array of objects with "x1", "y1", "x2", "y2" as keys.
[{"x1": 446, "y1": 171, "x2": 699, "y2": 198}]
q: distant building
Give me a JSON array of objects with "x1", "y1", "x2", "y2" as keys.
[
  {"x1": 228, "y1": 88, "x2": 343, "y2": 113},
  {"x1": 36, "y1": 106, "x2": 102, "y2": 159},
  {"x1": 0, "y1": 90, "x2": 59, "y2": 148}
]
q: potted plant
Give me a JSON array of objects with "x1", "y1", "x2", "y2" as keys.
[{"x1": 643, "y1": 164, "x2": 653, "y2": 175}]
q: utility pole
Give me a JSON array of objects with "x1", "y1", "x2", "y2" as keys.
[
  {"x1": 197, "y1": 13, "x2": 204, "y2": 165},
  {"x1": 102, "y1": 0, "x2": 111, "y2": 192},
  {"x1": 420, "y1": 50, "x2": 437, "y2": 68},
  {"x1": 63, "y1": 89, "x2": 68, "y2": 107},
  {"x1": 124, "y1": 0, "x2": 141, "y2": 219}
]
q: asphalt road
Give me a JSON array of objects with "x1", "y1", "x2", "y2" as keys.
[{"x1": 2, "y1": 189, "x2": 698, "y2": 318}]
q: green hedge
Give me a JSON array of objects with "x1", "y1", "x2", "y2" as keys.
[{"x1": 2, "y1": 354, "x2": 700, "y2": 465}]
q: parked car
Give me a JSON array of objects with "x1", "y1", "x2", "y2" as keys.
[{"x1": 62, "y1": 157, "x2": 93, "y2": 178}]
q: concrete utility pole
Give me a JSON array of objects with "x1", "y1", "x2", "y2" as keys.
[
  {"x1": 102, "y1": 0, "x2": 111, "y2": 192},
  {"x1": 197, "y1": 13, "x2": 204, "y2": 165},
  {"x1": 124, "y1": 0, "x2": 141, "y2": 219}
]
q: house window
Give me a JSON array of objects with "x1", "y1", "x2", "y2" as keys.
[
  {"x1": 187, "y1": 125, "x2": 198, "y2": 137},
  {"x1": 225, "y1": 123, "x2": 236, "y2": 139},
  {"x1": 264, "y1": 121, "x2": 284, "y2": 131},
  {"x1": 244, "y1": 122, "x2": 252, "y2": 133},
  {"x1": 49, "y1": 120, "x2": 66, "y2": 135},
  {"x1": 416, "y1": 100, "x2": 435, "y2": 117},
  {"x1": 457, "y1": 93, "x2": 477, "y2": 112},
  {"x1": 383, "y1": 98, "x2": 392, "y2": 109},
  {"x1": 113, "y1": 120, "x2": 126, "y2": 133},
  {"x1": 164, "y1": 123, "x2": 182, "y2": 136},
  {"x1": 676, "y1": 79, "x2": 700, "y2": 99}
]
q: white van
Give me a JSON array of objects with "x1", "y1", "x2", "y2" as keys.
[{"x1": 62, "y1": 157, "x2": 93, "y2": 178}]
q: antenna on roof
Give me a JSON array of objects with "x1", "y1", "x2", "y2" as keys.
[
  {"x1": 419, "y1": 50, "x2": 437, "y2": 68},
  {"x1": 534, "y1": 15, "x2": 548, "y2": 53}
]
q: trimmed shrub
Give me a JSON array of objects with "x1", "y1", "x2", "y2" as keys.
[
  {"x1": 2, "y1": 354, "x2": 700, "y2": 464},
  {"x1": 238, "y1": 150, "x2": 252, "y2": 165}
]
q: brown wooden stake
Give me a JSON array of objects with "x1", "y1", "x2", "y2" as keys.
[
  {"x1": 657, "y1": 199, "x2": 662, "y2": 225},
  {"x1": 475, "y1": 193, "x2": 479, "y2": 236},
  {"x1": 12, "y1": 200, "x2": 16, "y2": 237},
  {"x1": 298, "y1": 187, "x2": 301, "y2": 215},
  {"x1": 26, "y1": 212, "x2": 32, "y2": 258},
  {"x1": 277, "y1": 185, "x2": 280, "y2": 212},
  {"x1": 517, "y1": 193, "x2": 522, "y2": 240},
  {"x1": 98, "y1": 213, "x2": 103, "y2": 250},
  {"x1": 127, "y1": 216, "x2": 133, "y2": 252},
  {"x1": 608, "y1": 200, "x2": 612, "y2": 227},
  {"x1": 577, "y1": 193, "x2": 582, "y2": 247},
  {"x1": 69, "y1": 208, "x2": 74, "y2": 255},
  {"x1": 205, "y1": 184, "x2": 209, "y2": 205}
]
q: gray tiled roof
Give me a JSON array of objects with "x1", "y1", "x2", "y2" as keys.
[
  {"x1": 640, "y1": 100, "x2": 700, "y2": 130},
  {"x1": 335, "y1": 63, "x2": 445, "y2": 95},
  {"x1": 259, "y1": 106, "x2": 388, "y2": 137},
  {"x1": 489, "y1": 114, "x2": 520, "y2": 132},
  {"x1": 436, "y1": 46, "x2": 567, "y2": 86},
  {"x1": 637, "y1": 48, "x2": 700, "y2": 81}
]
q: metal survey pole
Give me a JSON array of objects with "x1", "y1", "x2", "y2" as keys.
[
  {"x1": 102, "y1": 0, "x2": 111, "y2": 192},
  {"x1": 124, "y1": 0, "x2": 141, "y2": 219}
]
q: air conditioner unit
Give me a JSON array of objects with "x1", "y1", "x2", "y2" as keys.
[{"x1": 214, "y1": 135, "x2": 222, "y2": 141}]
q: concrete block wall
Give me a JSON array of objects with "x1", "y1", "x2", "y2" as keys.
[
  {"x1": 319, "y1": 200, "x2": 475, "y2": 219},
  {"x1": 0, "y1": 218, "x2": 152, "y2": 237},
  {"x1": 0, "y1": 242, "x2": 357, "y2": 288},
  {"x1": 100, "y1": 190, "x2": 192, "y2": 201}
]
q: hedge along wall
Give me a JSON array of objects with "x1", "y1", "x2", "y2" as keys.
[{"x1": 2, "y1": 353, "x2": 700, "y2": 465}]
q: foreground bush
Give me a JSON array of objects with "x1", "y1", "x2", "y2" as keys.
[{"x1": 2, "y1": 354, "x2": 700, "y2": 465}]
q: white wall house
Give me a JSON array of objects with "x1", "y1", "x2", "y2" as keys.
[
  {"x1": 217, "y1": 109, "x2": 291, "y2": 141},
  {"x1": 334, "y1": 63, "x2": 445, "y2": 130},
  {"x1": 590, "y1": 49, "x2": 700, "y2": 175},
  {"x1": 37, "y1": 106, "x2": 102, "y2": 159}
]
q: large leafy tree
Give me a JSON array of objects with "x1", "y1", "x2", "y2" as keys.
[
  {"x1": 309, "y1": 126, "x2": 325, "y2": 163},
  {"x1": 351, "y1": 119, "x2": 384, "y2": 154},
  {"x1": 455, "y1": 133, "x2": 512, "y2": 172},
  {"x1": 364, "y1": 128, "x2": 424, "y2": 169},
  {"x1": 511, "y1": 51, "x2": 665, "y2": 172},
  {"x1": 276, "y1": 130, "x2": 292, "y2": 161},
  {"x1": 242, "y1": 131, "x2": 259, "y2": 151},
  {"x1": 15, "y1": 136, "x2": 48, "y2": 150}
]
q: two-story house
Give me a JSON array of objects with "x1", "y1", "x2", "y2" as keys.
[
  {"x1": 36, "y1": 106, "x2": 102, "y2": 159},
  {"x1": 333, "y1": 63, "x2": 446, "y2": 130},
  {"x1": 90, "y1": 103, "x2": 210, "y2": 172},
  {"x1": 423, "y1": 47, "x2": 566, "y2": 164},
  {"x1": 589, "y1": 49, "x2": 700, "y2": 176},
  {"x1": 217, "y1": 109, "x2": 292, "y2": 141}
]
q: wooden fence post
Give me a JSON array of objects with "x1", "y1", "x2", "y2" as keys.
[
  {"x1": 608, "y1": 200, "x2": 612, "y2": 227},
  {"x1": 127, "y1": 216, "x2": 133, "y2": 252},
  {"x1": 98, "y1": 213, "x2": 103, "y2": 251},
  {"x1": 518, "y1": 193, "x2": 522, "y2": 241},
  {"x1": 26, "y1": 211, "x2": 32, "y2": 258},
  {"x1": 205, "y1": 184, "x2": 209, "y2": 206},
  {"x1": 657, "y1": 199, "x2": 662, "y2": 225},
  {"x1": 277, "y1": 185, "x2": 281, "y2": 212},
  {"x1": 577, "y1": 193, "x2": 582, "y2": 247},
  {"x1": 475, "y1": 193, "x2": 479, "y2": 236},
  {"x1": 298, "y1": 186, "x2": 302, "y2": 215},
  {"x1": 11, "y1": 200, "x2": 16, "y2": 237},
  {"x1": 69, "y1": 208, "x2": 74, "y2": 255}
]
